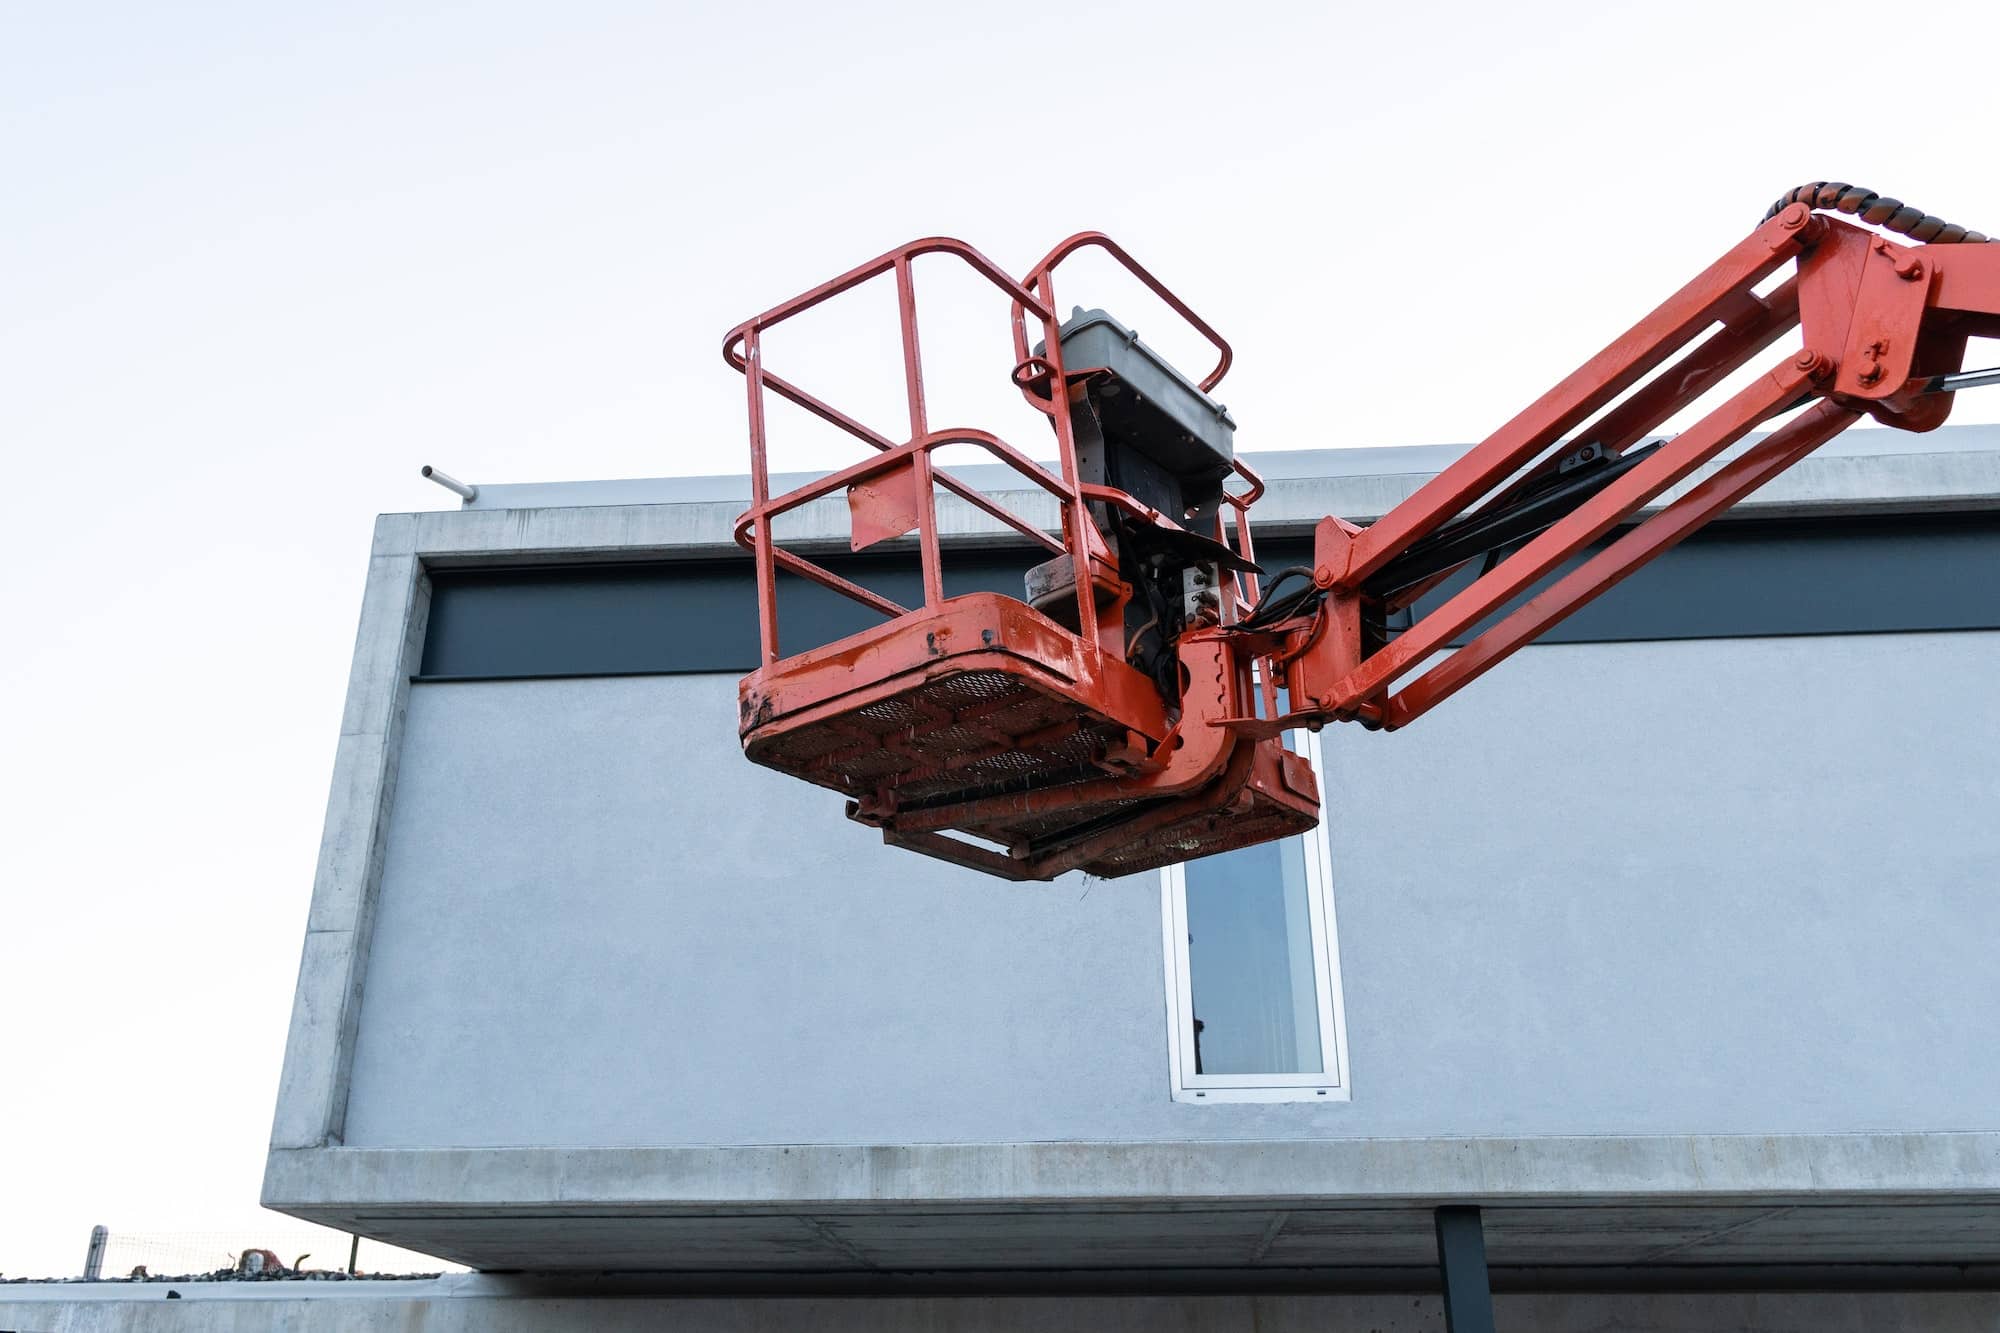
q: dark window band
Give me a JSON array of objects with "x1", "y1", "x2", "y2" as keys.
[{"x1": 417, "y1": 515, "x2": 2000, "y2": 682}]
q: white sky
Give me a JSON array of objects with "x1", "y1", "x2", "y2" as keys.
[{"x1": 5, "y1": 0, "x2": 2000, "y2": 1281}]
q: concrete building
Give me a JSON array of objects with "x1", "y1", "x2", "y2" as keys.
[{"x1": 12, "y1": 426, "x2": 1998, "y2": 1331}]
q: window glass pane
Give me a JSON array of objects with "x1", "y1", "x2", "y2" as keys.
[{"x1": 1182, "y1": 833, "x2": 1322, "y2": 1075}]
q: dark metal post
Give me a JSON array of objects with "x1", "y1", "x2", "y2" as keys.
[
  {"x1": 348, "y1": 1233, "x2": 361, "y2": 1276},
  {"x1": 1435, "y1": 1206, "x2": 1495, "y2": 1333}
]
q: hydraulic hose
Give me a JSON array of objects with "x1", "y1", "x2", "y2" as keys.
[{"x1": 1763, "y1": 182, "x2": 1992, "y2": 244}]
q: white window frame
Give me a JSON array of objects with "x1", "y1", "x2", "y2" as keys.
[{"x1": 1159, "y1": 726, "x2": 1351, "y2": 1103}]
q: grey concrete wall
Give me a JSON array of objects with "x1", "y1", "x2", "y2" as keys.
[
  {"x1": 9, "y1": 1285, "x2": 2000, "y2": 1332},
  {"x1": 339, "y1": 629, "x2": 2000, "y2": 1150}
]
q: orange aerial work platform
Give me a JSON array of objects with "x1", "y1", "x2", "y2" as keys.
[{"x1": 724, "y1": 185, "x2": 2000, "y2": 881}]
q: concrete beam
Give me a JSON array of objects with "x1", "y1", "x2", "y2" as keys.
[
  {"x1": 264, "y1": 1132, "x2": 2000, "y2": 1214},
  {"x1": 8, "y1": 1284, "x2": 2000, "y2": 1332},
  {"x1": 268, "y1": 532, "x2": 429, "y2": 1151}
]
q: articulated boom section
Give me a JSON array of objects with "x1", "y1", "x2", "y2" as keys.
[{"x1": 727, "y1": 191, "x2": 2000, "y2": 880}]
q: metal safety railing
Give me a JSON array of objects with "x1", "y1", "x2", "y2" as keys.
[
  {"x1": 724, "y1": 232, "x2": 1268, "y2": 668},
  {"x1": 725, "y1": 237, "x2": 1109, "y2": 663}
]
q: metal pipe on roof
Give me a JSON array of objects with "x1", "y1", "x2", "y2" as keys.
[
  {"x1": 421, "y1": 465, "x2": 478, "y2": 503},
  {"x1": 83, "y1": 1225, "x2": 106, "y2": 1281}
]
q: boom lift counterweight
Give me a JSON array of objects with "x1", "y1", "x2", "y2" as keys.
[{"x1": 724, "y1": 184, "x2": 2000, "y2": 880}]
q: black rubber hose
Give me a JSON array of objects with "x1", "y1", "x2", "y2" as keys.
[
  {"x1": 1763, "y1": 183, "x2": 1992, "y2": 244},
  {"x1": 1363, "y1": 442, "x2": 1664, "y2": 600},
  {"x1": 1240, "y1": 567, "x2": 1321, "y2": 629}
]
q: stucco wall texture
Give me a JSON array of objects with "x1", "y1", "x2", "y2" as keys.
[{"x1": 339, "y1": 630, "x2": 2000, "y2": 1150}]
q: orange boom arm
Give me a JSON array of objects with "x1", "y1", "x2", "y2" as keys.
[{"x1": 725, "y1": 186, "x2": 2000, "y2": 880}]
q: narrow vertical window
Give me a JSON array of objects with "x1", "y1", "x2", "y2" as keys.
[{"x1": 1161, "y1": 728, "x2": 1349, "y2": 1102}]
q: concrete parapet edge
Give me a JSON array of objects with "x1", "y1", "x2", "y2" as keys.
[
  {"x1": 263, "y1": 1132, "x2": 2000, "y2": 1215},
  {"x1": 415, "y1": 434, "x2": 2000, "y2": 561}
]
